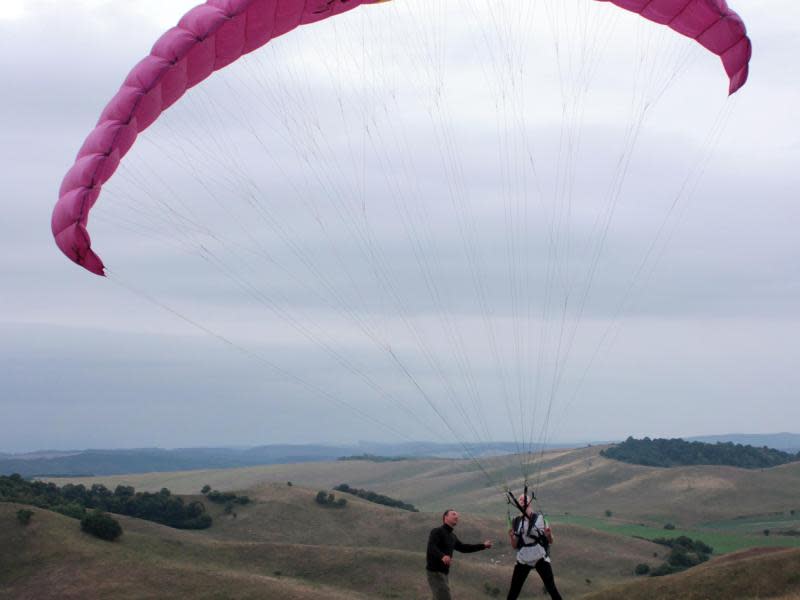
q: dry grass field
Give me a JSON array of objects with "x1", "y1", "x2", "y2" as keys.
[
  {"x1": 6, "y1": 446, "x2": 798, "y2": 598},
  {"x1": 583, "y1": 547, "x2": 800, "y2": 600},
  {"x1": 1, "y1": 483, "x2": 669, "y2": 600},
  {"x1": 50, "y1": 445, "x2": 800, "y2": 525}
]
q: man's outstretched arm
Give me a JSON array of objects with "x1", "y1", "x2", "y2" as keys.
[{"x1": 454, "y1": 535, "x2": 492, "y2": 553}]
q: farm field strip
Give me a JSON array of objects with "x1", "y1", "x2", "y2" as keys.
[{"x1": 550, "y1": 514, "x2": 800, "y2": 554}]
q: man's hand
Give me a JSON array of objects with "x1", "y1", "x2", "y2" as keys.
[
  {"x1": 483, "y1": 540, "x2": 493, "y2": 549},
  {"x1": 442, "y1": 555, "x2": 452, "y2": 566}
]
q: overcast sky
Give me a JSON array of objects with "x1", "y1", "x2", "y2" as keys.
[{"x1": 1, "y1": 1, "x2": 798, "y2": 453}]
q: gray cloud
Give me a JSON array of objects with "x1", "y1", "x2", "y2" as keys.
[{"x1": 1, "y1": 1, "x2": 798, "y2": 453}]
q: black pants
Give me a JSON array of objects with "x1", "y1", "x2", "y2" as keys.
[{"x1": 506, "y1": 559, "x2": 562, "y2": 600}]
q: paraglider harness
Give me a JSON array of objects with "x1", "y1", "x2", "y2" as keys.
[{"x1": 506, "y1": 485, "x2": 550, "y2": 557}]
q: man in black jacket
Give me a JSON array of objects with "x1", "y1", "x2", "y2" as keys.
[{"x1": 426, "y1": 509, "x2": 492, "y2": 599}]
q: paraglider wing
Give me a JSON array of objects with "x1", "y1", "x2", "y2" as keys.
[
  {"x1": 599, "y1": 0, "x2": 751, "y2": 94},
  {"x1": 52, "y1": 0, "x2": 386, "y2": 276},
  {"x1": 53, "y1": 0, "x2": 751, "y2": 276}
]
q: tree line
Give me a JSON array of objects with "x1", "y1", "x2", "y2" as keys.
[
  {"x1": 601, "y1": 437, "x2": 800, "y2": 469},
  {"x1": 334, "y1": 483, "x2": 418, "y2": 512},
  {"x1": 1, "y1": 474, "x2": 211, "y2": 529}
]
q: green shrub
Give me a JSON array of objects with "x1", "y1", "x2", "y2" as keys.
[
  {"x1": 53, "y1": 502, "x2": 86, "y2": 520},
  {"x1": 664, "y1": 522, "x2": 675, "y2": 530},
  {"x1": 201, "y1": 485, "x2": 211, "y2": 495},
  {"x1": 81, "y1": 510, "x2": 122, "y2": 541},
  {"x1": 650, "y1": 563, "x2": 681, "y2": 577},
  {"x1": 333, "y1": 484, "x2": 417, "y2": 512},
  {"x1": 634, "y1": 563, "x2": 650, "y2": 576},
  {"x1": 604, "y1": 510, "x2": 613, "y2": 517},
  {"x1": 16, "y1": 509, "x2": 34, "y2": 525},
  {"x1": 315, "y1": 490, "x2": 346, "y2": 508}
]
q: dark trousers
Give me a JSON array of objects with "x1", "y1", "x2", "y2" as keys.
[{"x1": 506, "y1": 559, "x2": 562, "y2": 600}]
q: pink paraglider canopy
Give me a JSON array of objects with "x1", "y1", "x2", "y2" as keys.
[
  {"x1": 53, "y1": 0, "x2": 751, "y2": 276},
  {"x1": 599, "y1": 0, "x2": 750, "y2": 94}
]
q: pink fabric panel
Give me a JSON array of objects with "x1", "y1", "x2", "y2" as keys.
[
  {"x1": 78, "y1": 121, "x2": 137, "y2": 161},
  {"x1": 669, "y1": 3, "x2": 724, "y2": 38},
  {"x1": 159, "y1": 60, "x2": 191, "y2": 111},
  {"x1": 59, "y1": 154, "x2": 116, "y2": 197},
  {"x1": 208, "y1": 0, "x2": 251, "y2": 16},
  {"x1": 598, "y1": 0, "x2": 750, "y2": 94},
  {"x1": 213, "y1": 12, "x2": 248, "y2": 69},
  {"x1": 242, "y1": 0, "x2": 277, "y2": 53},
  {"x1": 96, "y1": 86, "x2": 141, "y2": 128},
  {"x1": 152, "y1": 27, "x2": 199, "y2": 62},
  {"x1": 52, "y1": 188, "x2": 101, "y2": 232},
  {"x1": 270, "y1": 0, "x2": 305, "y2": 38}
]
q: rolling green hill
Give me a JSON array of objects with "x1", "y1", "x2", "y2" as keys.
[
  {"x1": 2, "y1": 483, "x2": 667, "y2": 599},
  {"x1": 49, "y1": 445, "x2": 800, "y2": 528},
  {"x1": 8, "y1": 446, "x2": 800, "y2": 598},
  {"x1": 583, "y1": 547, "x2": 800, "y2": 600}
]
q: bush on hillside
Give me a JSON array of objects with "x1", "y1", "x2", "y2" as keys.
[
  {"x1": 649, "y1": 536, "x2": 712, "y2": 576},
  {"x1": 16, "y1": 509, "x2": 34, "y2": 525},
  {"x1": 649, "y1": 563, "x2": 682, "y2": 577},
  {"x1": 53, "y1": 502, "x2": 86, "y2": 520},
  {"x1": 337, "y1": 454, "x2": 408, "y2": 462},
  {"x1": 334, "y1": 484, "x2": 418, "y2": 512},
  {"x1": 81, "y1": 509, "x2": 122, "y2": 541},
  {"x1": 201, "y1": 485, "x2": 211, "y2": 494},
  {"x1": 664, "y1": 522, "x2": 675, "y2": 530},
  {"x1": 315, "y1": 490, "x2": 347, "y2": 508},
  {"x1": 207, "y1": 490, "x2": 251, "y2": 506},
  {"x1": 634, "y1": 563, "x2": 650, "y2": 576}
]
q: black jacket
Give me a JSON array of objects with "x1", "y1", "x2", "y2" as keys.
[{"x1": 426, "y1": 524, "x2": 486, "y2": 574}]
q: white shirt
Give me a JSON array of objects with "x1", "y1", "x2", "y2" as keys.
[{"x1": 514, "y1": 513, "x2": 548, "y2": 565}]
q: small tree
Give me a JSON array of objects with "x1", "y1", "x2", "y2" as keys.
[
  {"x1": 634, "y1": 563, "x2": 650, "y2": 576},
  {"x1": 763, "y1": 529, "x2": 770, "y2": 536},
  {"x1": 604, "y1": 510, "x2": 613, "y2": 518},
  {"x1": 81, "y1": 510, "x2": 122, "y2": 541},
  {"x1": 664, "y1": 523, "x2": 676, "y2": 530},
  {"x1": 17, "y1": 509, "x2": 34, "y2": 526},
  {"x1": 201, "y1": 485, "x2": 211, "y2": 495},
  {"x1": 287, "y1": 481, "x2": 292, "y2": 487}
]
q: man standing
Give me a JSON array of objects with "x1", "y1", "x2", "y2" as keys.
[
  {"x1": 426, "y1": 509, "x2": 492, "y2": 600},
  {"x1": 506, "y1": 495, "x2": 562, "y2": 600}
]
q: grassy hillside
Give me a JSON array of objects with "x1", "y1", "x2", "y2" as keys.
[
  {"x1": 12, "y1": 446, "x2": 800, "y2": 599},
  {"x1": 583, "y1": 547, "x2": 800, "y2": 600},
  {"x1": 2, "y1": 483, "x2": 666, "y2": 600},
  {"x1": 50, "y1": 445, "x2": 800, "y2": 528}
]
